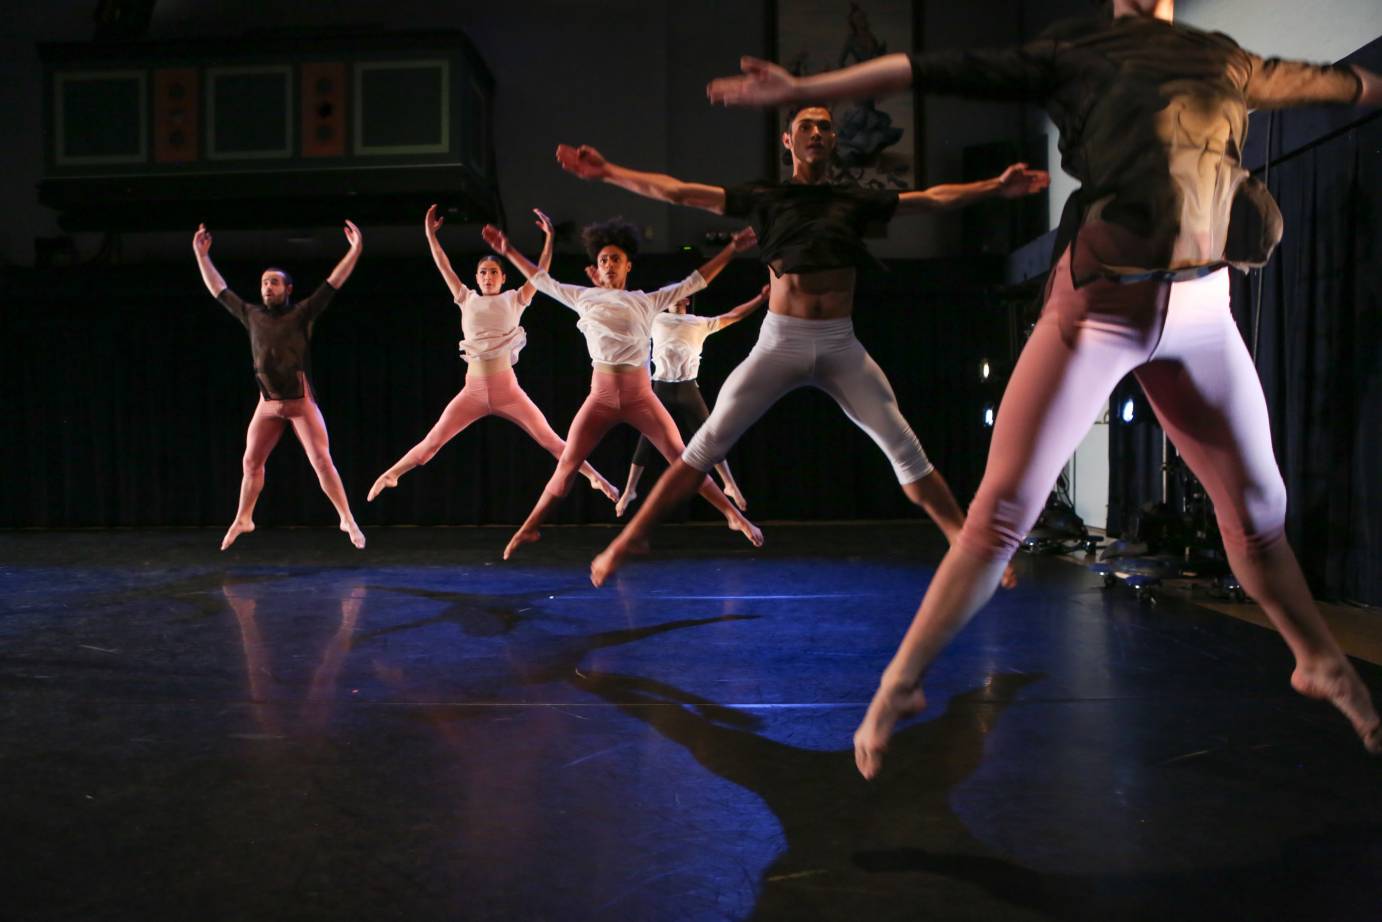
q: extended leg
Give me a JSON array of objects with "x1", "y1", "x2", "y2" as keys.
[
  {"x1": 1135, "y1": 277, "x2": 1379, "y2": 752},
  {"x1": 368, "y1": 385, "x2": 489, "y2": 501},
  {"x1": 491, "y1": 376, "x2": 620, "y2": 504},
  {"x1": 222, "y1": 403, "x2": 287, "y2": 550},
  {"x1": 504, "y1": 389, "x2": 619, "y2": 560},
  {"x1": 290, "y1": 401, "x2": 365, "y2": 549}
]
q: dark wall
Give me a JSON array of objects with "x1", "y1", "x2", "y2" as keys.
[{"x1": 0, "y1": 253, "x2": 1010, "y2": 528}]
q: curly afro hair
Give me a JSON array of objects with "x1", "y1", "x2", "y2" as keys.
[{"x1": 582, "y1": 218, "x2": 640, "y2": 263}]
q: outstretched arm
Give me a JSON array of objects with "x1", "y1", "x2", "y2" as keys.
[
  {"x1": 424, "y1": 205, "x2": 468, "y2": 301},
  {"x1": 897, "y1": 163, "x2": 1049, "y2": 216},
  {"x1": 325, "y1": 220, "x2": 363, "y2": 289},
  {"x1": 556, "y1": 144, "x2": 727, "y2": 213},
  {"x1": 192, "y1": 224, "x2": 228, "y2": 297},
  {"x1": 1358, "y1": 66, "x2": 1382, "y2": 107},
  {"x1": 518, "y1": 208, "x2": 555, "y2": 305},
  {"x1": 707, "y1": 53, "x2": 913, "y2": 107},
  {"x1": 709, "y1": 283, "x2": 770, "y2": 332},
  {"x1": 696, "y1": 227, "x2": 758, "y2": 287}
]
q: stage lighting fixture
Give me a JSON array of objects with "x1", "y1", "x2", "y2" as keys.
[
  {"x1": 983, "y1": 403, "x2": 996, "y2": 428},
  {"x1": 980, "y1": 358, "x2": 991, "y2": 381},
  {"x1": 1120, "y1": 397, "x2": 1136, "y2": 423}
]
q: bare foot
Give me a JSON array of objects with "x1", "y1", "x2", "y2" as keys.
[
  {"x1": 503, "y1": 527, "x2": 541, "y2": 560},
  {"x1": 1001, "y1": 562, "x2": 1018, "y2": 590},
  {"x1": 367, "y1": 473, "x2": 398, "y2": 502},
  {"x1": 1291, "y1": 658, "x2": 1382, "y2": 754},
  {"x1": 728, "y1": 513, "x2": 764, "y2": 548},
  {"x1": 589, "y1": 474, "x2": 620, "y2": 504},
  {"x1": 341, "y1": 521, "x2": 366, "y2": 550},
  {"x1": 724, "y1": 484, "x2": 748, "y2": 511},
  {"x1": 590, "y1": 536, "x2": 650, "y2": 587},
  {"x1": 854, "y1": 681, "x2": 928, "y2": 780},
  {"x1": 614, "y1": 487, "x2": 637, "y2": 518},
  {"x1": 221, "y1": 518, "x2": 255, "y2": 551}
]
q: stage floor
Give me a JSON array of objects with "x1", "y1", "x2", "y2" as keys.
[{"x1": 2, "y1": 524, "x2": 1379, "y2": 921}]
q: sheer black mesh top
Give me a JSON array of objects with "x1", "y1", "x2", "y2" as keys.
[
  {"x1": 217, "y1": 282, "x2": 336, "y2": 400},
  {"x1": 721, "y1": 181, "x2": 899, "y2": 275}
]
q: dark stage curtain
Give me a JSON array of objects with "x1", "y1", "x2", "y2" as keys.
[
  {"x1": 1230, "y1": 109, "x2": 1382, "y2": 605},
  {"x1": 1, "y1": 254, "x2": 1009, "y2": 530}
]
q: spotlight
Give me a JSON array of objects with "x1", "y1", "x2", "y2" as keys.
[
  {"x1": 982, "y1": 403, "x2": 996, "y2": 428},
  {"x1": 1120, "y1": 397, "x2": 1136, "y2": 423},
  {"x1": 980, "y1": 358, "x2": 991, "y2": 382}
]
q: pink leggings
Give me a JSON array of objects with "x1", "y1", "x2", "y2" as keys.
[
  {"x1": 546, "y1": 370, "x2": 686, "y2": 496},
  {"x1": 962, "y1": 249, "x2": 1286, "y2": 565},
  {"x1": 400, "y1": 368, "x2": 568, "y2": 467}
]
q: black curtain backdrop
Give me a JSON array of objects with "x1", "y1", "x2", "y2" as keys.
[
  {"x1": 1230, "y1": 109, "x2": 1382, "y2": 606},
  {"x1": 1, "y1": 253, "x2": 1008, "y2": 530}
]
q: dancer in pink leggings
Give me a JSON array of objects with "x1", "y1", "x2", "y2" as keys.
[
  {"x1": 480, "y1": 218, "x2": 763, "y2": 560},
  {"x1": 706, "y1": 0, "x2": 1382, "y2": 768},
  {"x1": 193, "y1": 221, "x2": 366, "y2": 551},
  {"x1": 367, "y1": 206, "x2": 618, "y2": 505}
]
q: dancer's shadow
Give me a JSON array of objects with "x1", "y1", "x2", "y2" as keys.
[
  {"x1": 570, "y1": 668, "x2": 1382, "y2": 920},
  {"x1": 571, "y1": 668, "x2": 1042, "y2": 918},
  {"x1": 354, "y1": 585, "x2": 555, "y2": 640}
]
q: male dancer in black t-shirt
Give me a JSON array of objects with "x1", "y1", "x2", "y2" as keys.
[
  {"x1": 193, "y1": 221, "x2": 366, "y2": 550},
  {"x1": 559, "y1": 106, "x2": 1047, "y2": 585}
]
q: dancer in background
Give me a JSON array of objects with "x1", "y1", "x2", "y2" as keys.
[
  {"x1": 705, "y1": 0, "x2": 1382, "y2": 769},
  {"x1": 564, "y1": 111, "x2": 1045, "y2": 587},
  {"x1": 481, "y1": 218, "x2": 763, "y2": 560},
  {"x1": 367, "y1": 206, "x2": 618, "y2": 505},
  {"x1": 193, "y1": 221, "x2": 366, "y2": 551},
  {"x1": 615, "y1": 285, "x2": 768, "y2": 518}
]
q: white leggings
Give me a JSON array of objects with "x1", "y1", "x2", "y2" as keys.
[{"x1": 682, "y1": 312, "x2": 933, "y2": 483}]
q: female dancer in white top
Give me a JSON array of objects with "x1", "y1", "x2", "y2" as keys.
[
  {"x1": 615, "y1": 285, "x2": 768, "y2": 517},
  {"x1": 368, "y1": 206, "x2": 618, "y2": 504},
  {"x1": 481, "y1": 218, "x2": 763, "y2": 560}
]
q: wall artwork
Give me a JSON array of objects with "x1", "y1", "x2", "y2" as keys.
[{"x1": 774, "y1": 0, "x2": 916, "y2": 190}]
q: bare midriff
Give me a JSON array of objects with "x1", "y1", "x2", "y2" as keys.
[
  {"x1": 767, "y1": 264, "x2": 856, "y2": 319},
  {"x1": 593, "y1": 361, "x2": 644, "y2": 375},
  {"x1": 465, "y1": 356, "x2": 515, "y2": 377}
]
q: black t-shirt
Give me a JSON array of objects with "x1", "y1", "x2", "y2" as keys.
[
  {"x1": 721, "y1": 181, "x2": 899, "y2": 275},
  {"x1": 217, "y1": 282, "x2": 336, "y2": 400}
]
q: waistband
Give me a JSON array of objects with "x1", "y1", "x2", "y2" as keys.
[{"x1": 760, "y1": 311, "x2": 856, "y2": 337}]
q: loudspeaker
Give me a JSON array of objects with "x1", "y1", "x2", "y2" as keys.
[
  {"x1": 301, "y1": 62, "x2": 346, "y2": 158},
  {"x1": 153, "y1": 68, "x2": 198, "y2": 163}
]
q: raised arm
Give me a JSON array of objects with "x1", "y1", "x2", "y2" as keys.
[
  {"x1": 325, "y1": 220, "x2": 363, "y2": 289},
  {"x1": 708, "y1": 283, "x2": 770, "y2": 332},
  {"x1": 556, "y1": 144, "x2": 727, "y2": 214},
  {"x1": 518, "y1": 208, "x2": 555, "y2": 305},
  {"x1": 707, "y1": 53, "x2": 913, "y2": 107},
  {"x1": 192, "y1": 224, "x2": 228, "y2": 297},
  {"x1": 696, "y1": 227, "x2": 758, "y2": 287},
  {"x1": 424, "y1": 205, "x2": 468, "y2": 301},
  {"x1": 897, "y1": 163, "x2": 1049, "y2": 216}
]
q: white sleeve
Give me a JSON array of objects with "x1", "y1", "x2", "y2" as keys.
[
  {"x1": 648, "y1": 270, "x2": 708, "y2": 315},
  {"x1": 529, "y1": 270, "x2": 589, "y2": 313}
]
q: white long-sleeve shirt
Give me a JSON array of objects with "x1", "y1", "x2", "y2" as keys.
[{"x1": 529, "y1": 270, "x2": 707, "y2": 367}]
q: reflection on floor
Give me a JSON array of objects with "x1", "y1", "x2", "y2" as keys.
[{"x1": 1, "y1": 524, "x2": 1379, "y2": 921}]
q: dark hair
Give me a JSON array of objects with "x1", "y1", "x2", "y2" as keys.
[
  {"x1": 262, "y1": 267, "x2": 294, "y2": 287},
  {"x1": 784, "y1": 103, "x2": 832, "y2": 132},
  {"x1": 582, "y1": 218, "x2": 640, "y2": 263},
  {"x1": 476, "y1": 254, "x2": 504, "y2": 273}
]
